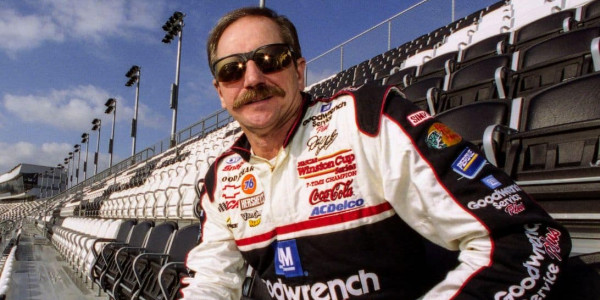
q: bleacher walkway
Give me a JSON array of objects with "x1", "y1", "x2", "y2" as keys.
[{"x1": 6, "y1": 223, "x2": 100, "y2": 300}]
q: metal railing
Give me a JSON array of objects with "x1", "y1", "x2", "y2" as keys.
[{"x1": 304, "y1": 0, "x2": 499, "y2": 85}]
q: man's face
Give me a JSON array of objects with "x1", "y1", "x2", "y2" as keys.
[{"x1": 213, "y1": 16, "x2": 306, "y2": 134}]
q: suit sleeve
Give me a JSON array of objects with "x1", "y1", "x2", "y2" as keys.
[
  {"x1": 180, "y1": 187, "x2": 246, "y2": 299},
  {"x1": 376, "y1": 90, "x2": 571, "y2": 299}
]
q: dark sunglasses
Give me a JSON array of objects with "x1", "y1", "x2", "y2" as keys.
[{"x1": 212, "y1": 43, "x2": 296, "y2": 82}]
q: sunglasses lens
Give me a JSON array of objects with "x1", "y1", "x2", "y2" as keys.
[
  {"x1": 215, "y1": 59, "x2": 245, "y2": 82},
  {"x1": 213, "y1": 44, "x2": 294, "y2": 82},
  {"x1": 254, "y1": 45, "x2": 293, "y2": 74}
]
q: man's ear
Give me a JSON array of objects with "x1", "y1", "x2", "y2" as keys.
[
  {"x1": 213, "y1": 79, "x2": 226, "y2": 108},
  {"x1": 295, "y1": 57, "x2": 307, "y2": 91}
]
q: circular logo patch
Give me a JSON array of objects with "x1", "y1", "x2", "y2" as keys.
[
  {"x1": 426, "y1": 123, "x2": 462, "y2": 149},
  {"x1": 241, "y1": 174, "x2": 257, "y2": 194}
]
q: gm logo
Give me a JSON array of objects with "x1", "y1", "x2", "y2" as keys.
[
  {"x1": 274, "y1": 239, "x2": 304, "y2": 278},
  {"x1": 320, "y1": 102, "x2": 332, "y2": 112}
]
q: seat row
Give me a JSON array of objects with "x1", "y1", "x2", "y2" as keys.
[
  {"x1": 50, "y1": 217, "x2": 200, "y2": 300},
  {"x1": 307, "y1": 0, "x2": 600, "y2": 100},
  {"x1": 431, "y1": 72, "x2": 600, "y2": 216}
]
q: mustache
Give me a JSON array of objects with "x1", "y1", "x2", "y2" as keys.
[{"x1": 233, "y1": 84, "x2": 286, "y2": 109}]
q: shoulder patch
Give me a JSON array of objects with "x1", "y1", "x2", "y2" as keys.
[{"x1": 336, "y1": 83, "x2": 402, "y2": 136}]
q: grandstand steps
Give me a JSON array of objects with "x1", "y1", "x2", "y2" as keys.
[{"x1": 6, "y1": 224, "x2": 100, "y2": 300}]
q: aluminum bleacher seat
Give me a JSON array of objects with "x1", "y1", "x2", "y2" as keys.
[
  {"x1": 108, "y1": 221, "x2": 178, "y2": 300},
  {"x1": 436, "y1": 100, "x2": 513, "y2": 168},
  {"x1": 510, "y1": 8, "x2": 576, "y2": 51},
  {"x1": 416, "y1": 51, "x2": 457, "y2": 82},
  {"x1": 401, "y1": 76, "x2": 443, "y2": 114},
  {"x1": 74, "y1": 218, "x2": 125, "y2": 276},
  {"x1": 71, "y1": 218, "x2": 116, "y2": 267},
  {"x1": 385, "y1": 66, "x2": 417, "y2": 88},
  {"x1": 402, "y1": 46, "x2": 435, "y2": 70},
  {"x1": 153, "y1": 164, "x2": 179, "y2": 219},
  {"x1": 438, "y1": 53, "x2": 512, "y2": 113},
  {"x1": 353, "y1": 60, "x2": 373, "y2": 86},
  {"x1": 508, "y1": 26, "x2": 600, "y2": 98},
  {"x1": 92, "y1": 220, "x2": 155, "y2": 293},
  {"x1": 500, "y1": 72, "x2": 600, "y2": 205},
  {"x1": 457, "y1": 32, "x2": 510, "y2": 67},
  {"x1": 510, "y1": 0, "x2": 565, "y2": 30},
  {"x1": 83, "y1": 219, "x2": 136, "y2": 283},
  {"x1": 469, "y1": 1, "x2": 513, "y2": 45},
  {"x1": 578, "y1": 0, "x2": 600, "y2": 27},
  {"x1": 134, "y1": 223, "x2": 200, "y2": 300}
]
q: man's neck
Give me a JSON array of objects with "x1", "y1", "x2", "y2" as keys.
[{"x1": 243, "y1": 116, "x2": 295, "y2": 159}]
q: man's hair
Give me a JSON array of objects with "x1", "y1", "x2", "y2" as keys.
[{"x1": 207, "y1": 7, "x2": 302, "y2": 74}]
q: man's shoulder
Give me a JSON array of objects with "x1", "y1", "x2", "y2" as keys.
[{"x1": 318, "y1": 83, "x2": 407, "y2": 136}]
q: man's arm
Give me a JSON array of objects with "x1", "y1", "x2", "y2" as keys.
[
  {"x1": 376, "y1": 89, "x2": 571, "y2": 299},
  {"x1": 180, "y1": 191, "x2": 246, "y2": 299}
]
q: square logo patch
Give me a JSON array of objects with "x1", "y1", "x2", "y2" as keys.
[
  {"x1": 274, "y1": 239, "x2": 304, "y2": 278},
  {"x1": 452, "y1": 148, "x2": 486, "y2": 179}
]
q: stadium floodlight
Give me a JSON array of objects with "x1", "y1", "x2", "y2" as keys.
[
  {"x1": 81, "y1": 133, "x2": 89, "y2": 181},
  {"x1": 162, "y1": 11, "x2": 185, "y2": 148},
  {"x1": 74, "y1": 144, "x2": 81, "y2": 185},
  {"x1": 91, "y1": 118, "x2": 102, "y2": 175},
  {"x1": 125, "y1": 65, "x2": 141, "y2": 156},
  {"x1": 104, "y1": 98, "x2": 117, "y2": 168}
]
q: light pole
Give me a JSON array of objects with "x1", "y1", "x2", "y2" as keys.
[
  {"x1": 57, "y1": 164, "x2": 64, "y2": 192},
  {"x1": 162, "y1": 11, "x2": 185, "y2": 148},
  {"x1": 126, "y1": 65, "x2": 141, "y2": 157},
  {"x1": 105, "y1": 98, "x2": 117, "y2": 168},
  {"x1": 49, "y1": 168, "x2": 55, "y2": 197},
  {"x1": 67, "y1": 152, "x2": 74, "y2": 188},
  {"x1": 92, "y1": 118, "x2": 102, "y2": 175},
  {"x1": 40, "y1": 171, "x2": 46, "y2": 198},
  {"x1": 81, "y1": 133, "x2": 90, "y2": 181},
  {"x1": 63, "y1": 158, "x2": 70, "y2": 190},
  {"x1": 74, "y1": 144, "x2": 81, "y2": 185}
]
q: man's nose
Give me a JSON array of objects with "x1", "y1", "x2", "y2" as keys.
[{"x1": 243, "y1": 60, "x2": 266, "y2": 88}]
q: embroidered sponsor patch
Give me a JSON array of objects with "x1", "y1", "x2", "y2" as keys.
[
  {"x1": 274, "y1": 239, "x2": 305, "y2": 278},
  {"x1": 241, "y1": 174, "x2": 257, "y2": 194},
  {"x1": 239, "y1": 192, "x2": 265, "y2": 210},
  {"x1": 407, "y1": 111, "x2": 432, "y2": 127},
  {"x1": 426, "y1": 123, "x2": 462, "y2": 149},
  {"x1": 225, "y1": 155, "x2": 242, "y2": 164},
  {"x1": 481, "y1": 175, "x2": 502, "y2": 189},
  {"x1": 452, "y1": 148, "x2": 486, "y2": 179}
]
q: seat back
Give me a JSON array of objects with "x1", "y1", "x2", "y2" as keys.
[
  {"x1": 402, "y1": 76, "x2": 444, "y2": 113},
  {"x1": 127, "y1": 220, "x2": 155, "y2": 248},
  {"x1": 512, "y1": 9, "x2": 576, "y2": 51},
  {"x1": 510, "y1": 26, "x2": 600, "y2": 98},
  {"x1": 459, "y1": 32, "x2": 510, "y2": 67},
  {"x1": 440, "y1": 54, "x2": 511, "y2": 112},
  {"x1": 504, "y1": 72, "x2": 600, "y2": 202},
  {"x1": 144, "y1": 221, "x2": 178, "y2": 254}
]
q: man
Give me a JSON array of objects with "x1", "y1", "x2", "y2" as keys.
[{"x1": 182, "y1": 6, "x2": 571, "y2": 300}]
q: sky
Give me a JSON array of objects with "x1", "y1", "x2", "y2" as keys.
[{"x1": 0, "y1": 0, "x2": 497, "y2": 175}]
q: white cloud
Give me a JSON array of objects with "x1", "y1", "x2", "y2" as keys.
[
  {"x1": 3, "y1": 84, "x2": 166, "y2": 131},
  {"x1": 3, "y1": 85, "x2": 110, "y2": 130},
  {"x1": 0, "y1": 0, "x2": 165, "y2": 55},
  {"x1": 0, "y1": 141, "x2": 71, "y2": 173},
  {"x1": 0, "y1": 8, "x2": 64, "y2": 55}
]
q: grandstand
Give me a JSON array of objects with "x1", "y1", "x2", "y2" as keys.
[{"x1": 0, "y1": 0, "x2": 598, "y2": 299}]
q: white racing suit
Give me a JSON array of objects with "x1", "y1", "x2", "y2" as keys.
[{"x1": 181, "y1": 84, "x2": 571, "y2": 299}]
